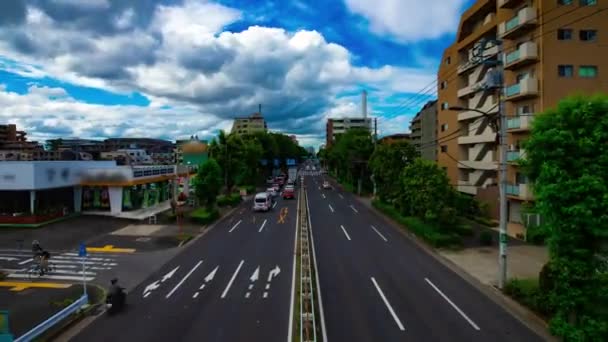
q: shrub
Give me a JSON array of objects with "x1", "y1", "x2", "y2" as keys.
[
  {"x1": 525, "y1": 223, "x2": 548, "y2": 245},
  {"x1": 453, "y1": 223, "x2": 474, "y2": 237},
  {"x1": 240, "y1": 185, "x2": 256, "y2": 195},
  {"x1": 189, "y1": 208, "x2": 220, "y2": 225},
  {"x1": 504, "y1": 278, "x2": 553, "y2": 318},
  {"x1": 479, "y1": 230, "x2": 493, "y2": 246},
  {"x1": 217, "y1": 193, "x2": 242, "y2": 207}
]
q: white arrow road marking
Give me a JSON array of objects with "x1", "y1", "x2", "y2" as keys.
[
  {"x1": 258, "y1": 219, "x2": 268, "y2": 233},
  {"x1": 322, "y1": 194, "x2": 326, "y2": 199},
  {"x1": 250, "y1": 267, "x2": 260, "y2": 282},
  {"x1": 371, "y1": 277, "x2": 405, "y2": 331},
  {"x1": 328, "y1": 204, "x2": 334, "y2": 213},
  {"x1": 424, "y1": 278, "x2": 480, "y2": 331},
  {"x1": 340, "y1": 225, "x2": 352, "y2": 241},
  {"x1": 339, "y1": 194, "x2": 344, "y2": 199},
  {"x1": 204, "y1": 266, "x2": 219, "y2": 283},
  {"x1": 144, "y1": 281, "x2": 161, "y2": 298},
  {"x1": 162, "y1": 266, "x2": 180, "y2": 283},
  {"x1": 371, "y1": 225, "x2": 388, "y2": 242},
  {"x1": 166, "y1": 260, "x2": 203, "y2": 299},
  {"x1": 273, "y1": 202, "x2": 278, "y2": 208},
  {"x1": 267, "y1": 265, "x2": 280, "y2": 282},
  {"x1": 229, "y1": 220, "x2": 242, "y2": 233},
  {"x1": 350, "y1": 205, "x2": 359, "y2": 213},
  {"x1": 221, "y1": 260, "x2": 244, "y2": 299}
]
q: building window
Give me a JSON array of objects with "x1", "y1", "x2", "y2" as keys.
[
  {"x1": 441, "y1": 102, "x2": 449, "y2": 110},
  {"x1": 440, "y1": 81, "x2": 447, "y2": 89},
  {"x1": 557, "y1": 28, "x2": 573, "y2": 40},
  {"x1": 441, "y1": 123, "x2": 448, "y2": 132},
  {"x1": 558, "y1": 0, "x2": 573, "y2": 4},
  {"x1": 579, "y1": 30, "x2": 597, "y2": 41},
  {"x1": 445, "y1": 57, "x2": 451, "y2": 65},
  {"x1": 579, "y1": 65, "x2": 598, "y2": 78},
  {"x1": 558, "y1": 65, "x2": 574, "y2": 77},
  {"x1": 440, "y1": 145, "x2": 447, "y2": 153},
  {"x1": 580, "y1": 0, "x2": 596, "y2": 5}
]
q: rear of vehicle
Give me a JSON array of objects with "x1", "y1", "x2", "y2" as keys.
[
  {"x1": 253, "y1": 193, "x2": 272, "y2": 212},
  {"x1": 282, "y1": 187, "x2": 295, "y2": 199},
  {"x1": 322, "y1": 181, "x2": 331, "y2": 189}
]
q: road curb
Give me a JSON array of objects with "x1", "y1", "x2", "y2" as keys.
[{"x1": 351, "y1": 195, "x2": 557, "y2": 342}]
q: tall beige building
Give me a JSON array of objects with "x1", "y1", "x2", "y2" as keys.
[
  {"x1": 231, "y1": 112, "x2": 268, "y2": 135},
  {"x1": 438, "y1": 0, "x2": 608, "y2": 236}
]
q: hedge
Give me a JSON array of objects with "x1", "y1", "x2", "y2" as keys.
[
  {"x1": 504, "y1": 278, "x2": 553, "y2": 318},
  {"x1": 189, "y1": 208, "x2": 220, "y2": 225},
  {"x1": 217, "y1": 193, "x2": 242, "y2": 207},
  {"x1": 240, "y1": 185, "x2": 256, "y2": 195},
  {"x1": 372, "y1": 199, "x2": 461, "y2": 248}
]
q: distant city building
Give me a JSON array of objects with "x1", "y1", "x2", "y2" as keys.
[
  {"x1": 326, "y1": 117, "x2": 372, "y2": 147},
  {"x1": 231, "y1": 112, "x2": 268, "y2": 135},
  {"x1": 409, "y1": 100, "x2": 437, "y2": 161},
  {"x1": 0, "y1": 124, "x2": 42, "y2": 152},
  {"x1": 176, "y1": 136, "x2": 208, "y2": 166},
  {"x1": 378, "y1": 133, "x2": 411, "y2": 145},
  {"x1": 306, "y1": 146, "x2": 315, "y2": 155}
]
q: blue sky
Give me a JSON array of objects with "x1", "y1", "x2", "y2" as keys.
[{"x1": 0, "y1": 0, "x2": 473, "y2": 147}]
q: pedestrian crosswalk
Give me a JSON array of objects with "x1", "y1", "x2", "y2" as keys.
[
  {"x1": 299, "y1": 170, "x2": 323, "y2": 176},
  {"x1": 0, "y1": 248, "x2": 120, "y2": 282}
]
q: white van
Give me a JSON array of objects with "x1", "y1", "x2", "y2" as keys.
[{"x1": 253, "y1": 192, "x2": 272, "y2": 212}]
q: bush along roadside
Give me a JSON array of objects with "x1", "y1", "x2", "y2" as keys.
[
  {"x1": 503, "y1": 278, "x2": 553, "y2": 320},
  {"x1": 189, "y1": 207, "x2": 220, "y2": 225},
  {"x1": 372, "y1": 199, "x2": 463, "y2": 249},
  {"x1": 217, "y1": 193, "x2": 242, "y2": 207}
]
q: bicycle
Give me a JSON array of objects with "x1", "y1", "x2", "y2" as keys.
[{"x1": 27, "y1": 256, "x2": 55, "y2": 280}]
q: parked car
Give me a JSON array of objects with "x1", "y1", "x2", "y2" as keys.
[
  {"x1": 322, "y1": 181, "x2": 332, "y2": 189},
  {"x1": 283, "y1": 187, "x2": 295, "y2": 199},
  {"x1": 253, "y1": 192, "x2": 272, "y2": 212}
]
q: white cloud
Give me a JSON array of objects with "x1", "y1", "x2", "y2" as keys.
[
  {"x1": 51, "y1": 0, "x2": 110, "y2": 10},
  {"x1": 344, "y1": 0, "x2": 466, "y2": 42}
]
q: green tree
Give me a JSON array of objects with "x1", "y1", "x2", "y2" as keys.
[
  {"x1": 327, "y1": 129, "x2": 374, "y2": 191},
  {"x1": 398, "y1": 158, "x2": 456, "y2": 224},
  {"x1": 369, "y1": 141, "x2": 419, "y2": 203},
  {"x1": 193, "y1": 158, "x2": 223, "y2": 210},
  {"x1": 522, "y1": 94, "x2": 608, "y2": 340}
]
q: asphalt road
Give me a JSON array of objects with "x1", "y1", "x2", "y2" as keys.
[
  {"x1": 72, "y1": 194, "x2": 298, "y2": 342},
  {"x1": 306, "y1": 175, "x2": 543, "y2": 342}
]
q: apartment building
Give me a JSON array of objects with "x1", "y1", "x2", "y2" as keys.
[
  {"x1": 409, "y1": 100, "x2": 438, "y2": 161},
  {"x1": 325, "y1": 117, "x2": 372, "y2": 146},
  {"x1": 231, "y1": 112, "x2": 268, "y2": 135},
  {"x1": 439, "y1": 0, "x2": 608, "y2": 234}
]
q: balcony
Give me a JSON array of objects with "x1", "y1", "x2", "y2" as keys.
[
  {"x1": 505, "y1": 77, "x2": 538, "y2": 101},
  {"x1": 504, "y1": 42, "x2": 538, "y2": 70},
  {"x1": 457, "y1": 160, "x2": 498, "y2": 170},
  {"x1": 499, "y1": 0, "x2": 525, "y2": 9},
  {"x1": 458, "y1": 180, "x2": 478, "y2": 195},
  {"x1": 458, "y1": 131, "x2": 497, "y2": 145},
  {"x1": 457, "y1": 45, "x2": 499, "y2": 75},
  {"x1": 458, "y1": 110, "x2": 485, "y2": 121},
  {"x1": 507, "y1": 114, "x2": 534, "y2": 131},
  {"x1": 506, "y1": 183, "x2": 534, "y2": 200},
  {"x1": 457, "y1": 81, "x2": 485, "y2": 98},
  {"x1": 498, "y1": 7, "x2": 537, "y2": 39},
  {"x1": 506, "y1": 149, "x2": 525, "y2": 163}
]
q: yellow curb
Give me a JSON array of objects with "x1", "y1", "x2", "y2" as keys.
[
  {"x1": 86, "y1": 245, "x2": 136, "y2": 253},
  {"x1": 0, "y1": 281, "x2": 72, "y2": 292}
]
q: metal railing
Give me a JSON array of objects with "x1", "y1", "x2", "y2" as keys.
[
  {"x1": 299, "y1": 188, "x2": 317, "y2": 342},
  {"x1": 15, "y1": 294, "x2": 88, "y2": 342}
]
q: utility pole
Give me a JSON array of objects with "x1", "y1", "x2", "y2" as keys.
[{"x1": 496, "y1": 41, "x2": 508, "y2": 290}]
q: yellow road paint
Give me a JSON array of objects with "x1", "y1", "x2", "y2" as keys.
[
  {"x1": 278, "y1": 207, "x2": 289, "y2": 224},
  {"x1": 0, "y1": 281, "x2": 72, "y2": 292},
  {"x1": 86, "y1": 245, "x2": 136, "y2": 253}
]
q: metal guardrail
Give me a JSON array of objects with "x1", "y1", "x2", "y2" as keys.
[
  {"x1": 299, "y1": 188, "x2": 317, "y2": 342},
  {"x1": 15, "y1": 294, "x2": 88, "y2": 342}
]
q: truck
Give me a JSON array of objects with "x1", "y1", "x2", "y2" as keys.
[{"x1": 288, "y1": 167, "x2": 297, "y2": 184}]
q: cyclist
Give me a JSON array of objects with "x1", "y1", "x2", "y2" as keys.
[{"x1": 32, "y1": 240, "x2": 51, "y2": 275}]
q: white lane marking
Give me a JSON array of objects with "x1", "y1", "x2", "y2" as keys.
[
  {"x1": 18, "y1": 258, "x2": 33, "y2": 265},
  {"x1": 193, "y1": 292, "x2": 199, "y2": 299},
  {"x1": 258, "y1": 219, "x2": 268, "y2": 233},
  {"x1": 199, "y1": 284, "x2": 206, "y2": 290},
  {"x1": 166, "y1": 260, "x2": 203, "y2": 299},
  {"x1": 273, "y1": 202, "x2": 278, "y2": 208},
  {"x1": 305, "y1": 189, "x2": 328, "y2": 342},
  {"x1": 339, "y1": 194, "x2": 344, "y2": 199},
  {"x1": 221, "y1": 260, "x2": 245, "y2": 298},
  {"x1": 245, "y1": 292, "x2": 251, "y2": 298},
  {"x1": 371, "y1": 277, "x2": 405, "y2": 331},
  {"x1": 265, "y1": 284, "x2": 270, "y2": 290},
  {"x1": 328, "y1": 204, "x2": 334, "y2": 213},
  {"x1": 340, "y1": 225, "x2": 351, "y2": 241},
  {"x1": 350, "y1": 205, "x2": 359, "y2": 213},
  {"x1": 263, "y1": 292, "x2": 268, "y2": 298},
  {"x1": 424, "y1": 278, "x2": 481, "y2": 331},
  {"x1": 229, "y1": 220, "x2": 242, "y2": 233},
  {"x1": 371, "y1": 225, "x2": 388, "y2": 242},
  {"x1": 287, "y1": 189, "x2": 300, "y2": 342},
  {"x1": 144, "y1": 292, "x2": 151, "y2": 298},
  {"x1": 322, "y1": 194, "x2": 326, "y2": 199}
]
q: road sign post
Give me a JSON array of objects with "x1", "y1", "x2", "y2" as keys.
[{"x1": 78, "y1": 243, "x2": 87, "y2": 296}]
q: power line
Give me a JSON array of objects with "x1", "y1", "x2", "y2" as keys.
[{"x1": 379, "y1": 4, "x2": 600, "y2": 120}]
